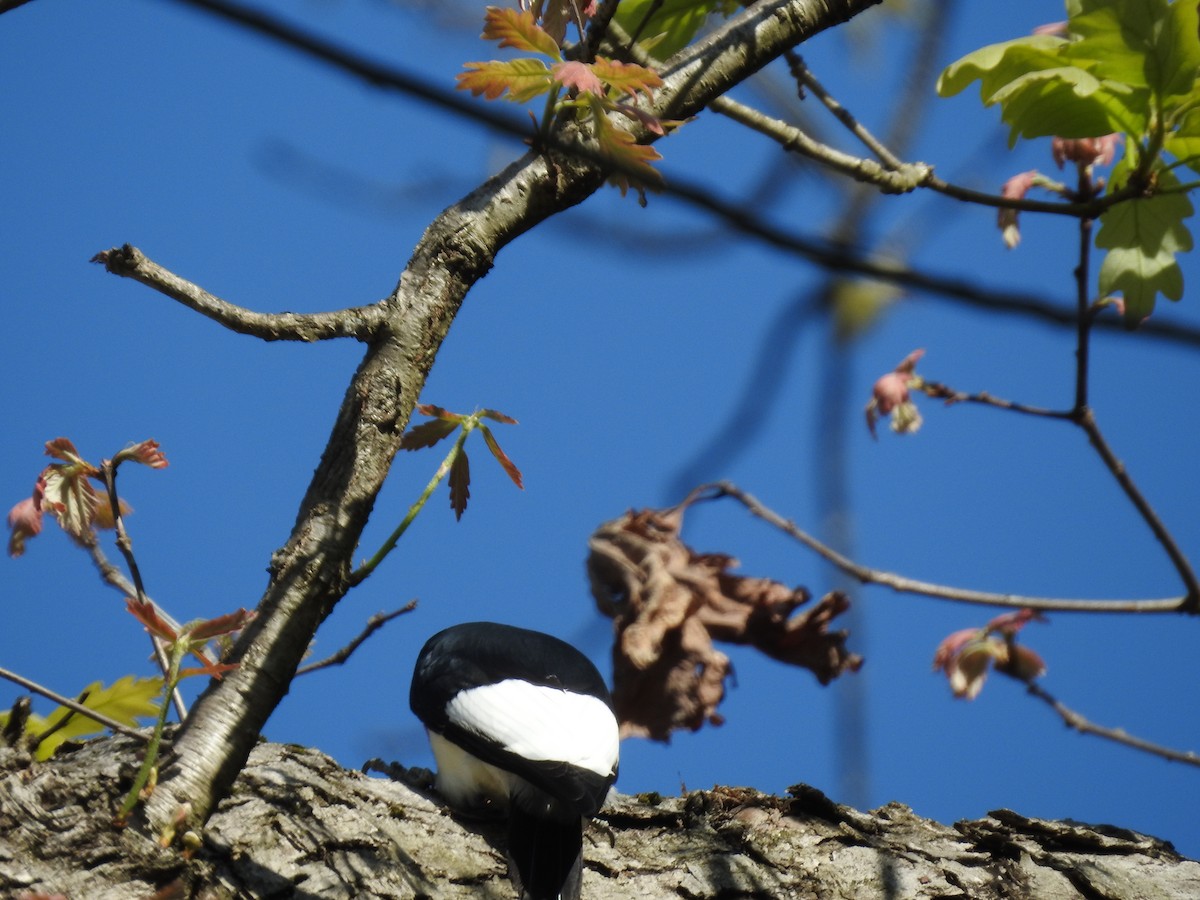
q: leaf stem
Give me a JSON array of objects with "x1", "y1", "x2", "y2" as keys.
[
  {"x1": 348, "y1": 422, "x2": 474, "y2": 585},
  {"x1": 116, "y1": 641, "x2": 183, "y2": 823}
]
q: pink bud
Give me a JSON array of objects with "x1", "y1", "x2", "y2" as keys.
[
  {"x1": 6, "y1": 496, "x2": 43, "y2": 558},
  {"x1": 1052, "y1": 134, "x2": 1120, "y2": 169}
]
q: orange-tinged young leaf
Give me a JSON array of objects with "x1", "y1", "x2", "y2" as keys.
[
  {"x1": 401, "y1": 418, "x2": 459, "y2": 450},
  {"x1": 590, "y1": 57, "x2": 662, "y2": 100},
  {"x1": 478, "y1": 424, "x2": 524, "y2": 489},
  {"x1": 126, "y1": 596, "x2": 179, "y2": 642},
  {"x1": 416, "y1": 404, "x2": 465, "y2": 421},
  {"x1": 187, "y1": 608, "x2": 255, "y2": 642},
  {"x1": 178, "y1": 662, "x2": 239, "y2": 681},
  {"x1": 481, "y1": 6, "x2": 561, "y2": 60},
  {"x1": 593, "y1": 108, "x2": 664, "y2": 191},
  {"x1": 478, "y1": 408, "x2": 518, "y2": 425},
  {"x1": 450, "y1": 449, "x2": 471, "y2": 520},
  {"x1": 113, "y1": 439, "x2": 168, "y2": 469},
  {"x1": 44, "y1": 437, "x2": 89, "y2": 466},
  {"x1": 458, "y1": 59, "x2": 555, "y2": 104}
]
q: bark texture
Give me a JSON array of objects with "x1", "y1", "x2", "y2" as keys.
[{"x1": 2, "y1": 734, "x2": 1196, "y2": 899}]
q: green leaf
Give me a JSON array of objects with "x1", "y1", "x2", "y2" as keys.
[
  {"x1": 449, "y1": 449, "x2": 470, "y2": 520},
  {"x1": 457, "y1": 58, "x2": 554, "y2": 104},
  {"x1": 937, "y1": 35, "x2": 1067, "y2": 100},
  {"x1": 28, "y1": 676, "x2": 162, "y2": 760},
  {"x1": 987, "y1": 68, "x2": 1148, "y2": 145},
  {"x1": 614, "y1": 0, "x2": 730, "y2": 61},
  {"x1": 1097, "y1": 168, "x2": 1194, "y2": 322},
  {"x1": 1066, "y1": 0, "x2": 1199, "y2": 101}
]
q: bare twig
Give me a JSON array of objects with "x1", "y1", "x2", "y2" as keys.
[
  {"x1": 1075, "y1": 410, "x2": 1200, "y2": 613},
  {"x1": 296, "y1": 602, "x2": 418, "y2": 675},
  {"x1": 1025, "y1": 680, "x2": 1200, "y2": 768},
  {"x1": 694, "y1": 482, "x2": 1188, "y2": 613},
  {"x1": 0, "y1": 0, "x2": 36, "y2": 14},
  {"x1": 91, "y1": 245, "x2": 386, "y2": 342},
  {"x1": 918, "y1": 381, "x2": 1074, "y2": 420},
  {"x1": 101, "y1": 462, "x2": 189, "y2": 721},
  {"x1": 0, "y1": 666, "x2": 149, "y2": 743}
]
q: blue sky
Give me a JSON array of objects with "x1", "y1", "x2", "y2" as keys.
[{"x1": 3, "y1": 0, "x2": 1199, "y2": 862}]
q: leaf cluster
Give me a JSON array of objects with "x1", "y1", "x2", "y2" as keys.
[
  {"x1": 400, "y1": 404, "x2": 523, "y2": 520},
  {"x1": 938, "y1": 0, "x2": 1200, "y2": 321},
  {"x1": 457, "y1": 7, "x2": 669, "y2": 189}
]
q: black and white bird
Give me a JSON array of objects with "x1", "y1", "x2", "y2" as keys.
[{"x1": 409, "y1": 622, "x2": 620, "y2": 900}]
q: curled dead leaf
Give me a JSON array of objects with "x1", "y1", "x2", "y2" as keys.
[{"x1": 587, "y1": 501, "x2": 862, "y2": 741}]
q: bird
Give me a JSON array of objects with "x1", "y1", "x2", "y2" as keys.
[{"x1": 409, "y1": 621, "x2": 620, "y2": 900}]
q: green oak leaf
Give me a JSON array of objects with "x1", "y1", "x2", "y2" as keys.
[
  {"x1": 1097, "y1": 168, "x2": 1194, "y2": 323},
  {"x1": 1066, "y1": 0, "x2": 1199, "y2": 101},
  {"x1": 614, "y1": 0, "x2": 734, "y2": 61},
  {"x1": 20, "y1": 676, "x2": 163, "y2": 760}
]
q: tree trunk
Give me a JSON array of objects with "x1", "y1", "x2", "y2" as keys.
[{"x1": 2, "y1": 735, "x2": 1195, "y2": 899}]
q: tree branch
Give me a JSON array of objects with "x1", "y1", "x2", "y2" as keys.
[
  {"x1": 295, "y1": 602, "x2": 417, "y2": 675},
  {"x1": 697, "y1": 481, "x2": 1188, "y2": 613},
  {"x1": 91, "y1": 244, "x2": 385, "y2": 342},
  {"x1": 1024, "y1": 680, "x2": 1200, "y2": 768},
  {"x1": 138, "y1": 0, "x2": 884, "y2": 836},
  {"x1": 0, "y1": 666, "x2": 149, "y2": 743}
]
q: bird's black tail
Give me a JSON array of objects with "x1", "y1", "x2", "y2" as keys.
[{"x1": 507, "y1": 808, "x2": 585, "y2": 900}]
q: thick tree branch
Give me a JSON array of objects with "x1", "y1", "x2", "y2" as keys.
[
  {"x1": 163, "y1": 0, "x2": 1200, "y2": 349},
  {"x1": 135, "y1": 0, "x2": 882, "y2": 837},
  {"x1": 698, "y1": 481, "x2": 1188, "y2": 613},
  {"x1": 91, "y1": 244, "x2": 386, "y2": 341}
]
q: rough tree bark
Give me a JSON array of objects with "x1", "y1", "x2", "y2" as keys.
[
  {"x1": 97, "y1": 0, "x2": 882, "y2": 839},
  {"x1": 1, "y1": 734, "x2": 1195, "y2": 899}
]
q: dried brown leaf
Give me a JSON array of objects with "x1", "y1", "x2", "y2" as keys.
[{"x1": 587, "y1": 502, "x2": 862, "y2": 741}]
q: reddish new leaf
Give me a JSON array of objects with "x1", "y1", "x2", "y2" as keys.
[
  {"x1": 449, "y1": 449, "x2": 471, "y2": 520},
  {"x1": 113, "y1": 439, "x2": 169, "y2": 469},
  {"x1": 457, "y1": 59, "x2": 555, "y2": 104},
  {"x1": 481, "y1": 6, "x2": 561, "y2": 59},
  {"x1": 416, "y1": 404, "x2": 463, "y2": 421},
  {"x1": 188, "y1": 608, "x2": 255, "y2": 642},
  {"x1": 478, "y1": 408, "x2": 519, "y2": 425},
  {"x1": 592, "y1": 108, "x2": 664, "y2": 192},
  {"x1": 478, "y1": 423, "x2": 524, "y2": 489},
  {"x1": 43, "y1": 437, "x2": 89, "y2": 466},
  {"x1": 401, "y1": 418, "x2": 459, "y2": 450},
  {"x1": 552, "y1": 60, "x2": 605, "y2": 96},
  {"x1": 126, "y1": 596, "x2": 179, "y2": 643},
  {"x1": 590, "y1": 57, "x2": 662, "y2": 100}
]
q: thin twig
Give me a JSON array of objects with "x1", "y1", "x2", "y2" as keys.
[
  {"x1": 1073, "y1": 163, "x2": 1096, "y2": 413},
  {"x1": 101, "y1": 463, "x2": 189, "y2": 720},
  {"x1": 154, "y1": 0, "x2": 1200, "y2": 350},
  {"x1": 918, "y1": 381, "x2": 1075, "y2": 420},
  {"x1": 0, "y1": 666, "x2": 149, "y2": 743},
  {"x1": 1025, "y1": 680, "x2": 1200, "y2": 767},
  {"x1": 695, "y1": 481, "x2": 1188, "y2": 613},
  {"x1": 1074, "y1": 410, "x2": 1200, "y2": 613},
  {"x1": 296, "y1": 602, "x2": 418, "y2": 675},
  {"x1": 91, "y1": 245, "x2": 386, "y2": 342}
]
